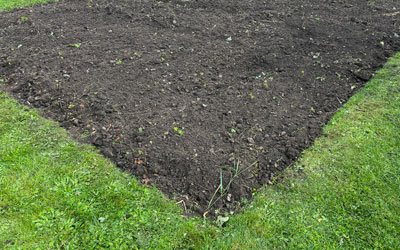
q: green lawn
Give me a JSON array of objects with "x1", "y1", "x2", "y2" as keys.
[
  {"x1": 0, "y1": 0, "x2": 57, "y2": 11},
  {"x1": 1, "y1": 1, "x2": 399, "y2": 249}
]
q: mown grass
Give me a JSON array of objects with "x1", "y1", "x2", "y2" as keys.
[
  {"x1": 0, "y1": 0, "x2": 57, "y2": 11},
  {"x1": 1, "y1": 0, "x2": 400, "y2": 249}
]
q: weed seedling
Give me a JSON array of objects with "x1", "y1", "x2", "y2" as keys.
[
  {"x1": 316, "y1": 75, "x2": 326, "y2": 82},
  {"x1": 71, "y1": 43, "x2": 82, "y2": 48},
  {"x1": 255, "y1": 71, "x2": 267, "y2": 80},
  {"x1": 161, "y1": 57, "x2": 169, "y2": 66},
  {"x1": 20, "y1": 16, "x2": 28, "y2": 22},
  {"x1": 174, "y1": 126, "x2": 184, "y2": 135}
]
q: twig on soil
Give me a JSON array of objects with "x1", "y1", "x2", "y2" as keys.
[
  {"x1": 382, "y1": 11, "x2": 400, "y2": 16},
  {"x1": 176, "y1": 200, "x2": 187, "y2": 212}
]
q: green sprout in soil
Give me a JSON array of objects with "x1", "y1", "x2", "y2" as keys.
[
  {"x1": 174, "y1": 126, "x2": 184, "y2": 135},
  {"x1": 20, "y1": 16, "x2": 28, "y2": 22},
  {"x1": 161, "y1": 57, "x2": 169, "y2": 66},
  {"x1": 316, "y1": 75, "x2": 326, "y2": 82},
  {"x1": 71, "y1": 43, "x2": 82, "y2": 48},
  {"x1": 254, "y1": 71, "x2": 268, "y2": 80}
]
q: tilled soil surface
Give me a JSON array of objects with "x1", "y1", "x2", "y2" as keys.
[{"x1": 1, "y1": 0, "x2": 399, "y2": 215}]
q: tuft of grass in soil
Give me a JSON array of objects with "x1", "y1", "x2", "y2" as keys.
[
  {"x1": 1, "y1": 1, "x2": 399, "y2": 248},
  {"x1": 0, "y1": 0, "x2": 57, "y2": 11}
]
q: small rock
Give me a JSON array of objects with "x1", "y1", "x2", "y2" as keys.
[
  {"x1": 135, "y1": 166, "x2": 145, "y2": 176},
  {"x1": 247, "y1": 137, "x2": 255, "y2": 144},
  {"x1": 102, "y1": 148, "x2": 114, "y2": 158},
  {"x1": 91, "y1": 135, "x2": 103, "y2": 146}
]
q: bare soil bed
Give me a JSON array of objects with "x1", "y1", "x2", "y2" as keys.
[{"x1": 1, "y1": 0, "x2": 399, "y2": 215}]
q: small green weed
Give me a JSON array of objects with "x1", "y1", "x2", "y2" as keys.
[
  {"x1": 71, "y1": 43, "x2": 82, "y2": 48},
  {"x1": 20, "y1": 16, "x2": 28, "y2": 22},
  {"x1": 173, "y1": 126, "x2": 184, "y2": 135}
]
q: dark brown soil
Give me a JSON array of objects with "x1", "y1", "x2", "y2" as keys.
[{"x1": 1, "y1": 0, "x2": 399, "y2": 216}]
